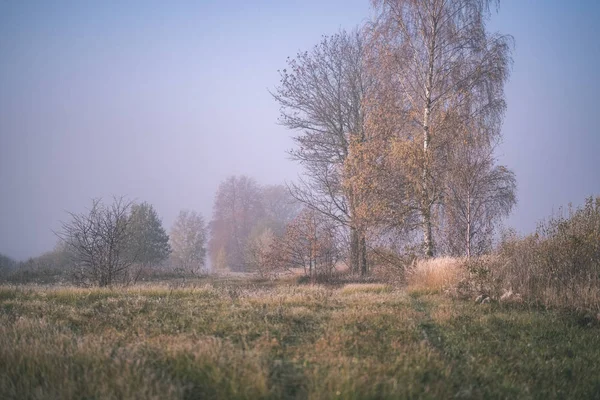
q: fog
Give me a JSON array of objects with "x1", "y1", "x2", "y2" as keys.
[{"x1": 1, "y1": 0, "x2": 599, "y2": 260}]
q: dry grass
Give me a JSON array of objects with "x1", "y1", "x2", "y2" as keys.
[
  {"x1": 339, "y1": 283, "x2": 392, "y2": 295},
  {"x1": 3, "y1": 279, "x2": 600, "y2": 399},
  {"x1": 406, "y1": 257, "x2": 465, "y2": 294}
]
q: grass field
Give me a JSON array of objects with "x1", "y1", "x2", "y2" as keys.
[{"x1": 1, "y1": 277, "x2": 600, "y2": 399}]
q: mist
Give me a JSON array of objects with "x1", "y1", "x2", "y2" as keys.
[{"x1": 1, "y1": 0, "x2": 599, "y2": 260}]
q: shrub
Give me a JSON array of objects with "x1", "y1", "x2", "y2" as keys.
[{"x1": 452, "y1": 196, "x2": 600, "y2": 311}]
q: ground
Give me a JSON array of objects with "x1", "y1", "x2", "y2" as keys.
[{"x1": 1, "y1": 277, "x2": 599, "y2": 399}]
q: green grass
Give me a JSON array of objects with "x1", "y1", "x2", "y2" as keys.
[{"x1": 1, "y1": 280, "x2": 599, "y2": 399}]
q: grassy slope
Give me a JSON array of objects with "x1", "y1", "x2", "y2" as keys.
[{"x1": 1, "y1": 280, "x2": 599, "y2": 399}]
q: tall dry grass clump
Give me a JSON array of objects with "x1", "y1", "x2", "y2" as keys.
[{"x1": 406, "y1": 257, "x2": 465, "y2": 293}]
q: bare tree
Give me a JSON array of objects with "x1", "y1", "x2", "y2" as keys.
[
  {"x1": 170, "y1": 210, "x2": 207, "y2": 275},
  {"x1": 369, "y1": 0, "x2": 513, "y2": 256},
  {"x1": 273, "y1": 29, "x2": 372, "y2": 274},
  {"x1": 57, "y1": 197, "x2": 135, "y2": 286}
]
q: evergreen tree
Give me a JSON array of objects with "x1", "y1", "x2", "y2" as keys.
[{"x1": 127, "y1": 202, "x2": 171, "y2": 266}]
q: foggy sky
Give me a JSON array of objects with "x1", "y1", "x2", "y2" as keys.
[{"x1": 1, "y1": 0, "x2": 599, "y2": 260}]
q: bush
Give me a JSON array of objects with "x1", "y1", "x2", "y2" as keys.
[{"x1": 451, "y1": 196, "x2": 600, "y2": 311}]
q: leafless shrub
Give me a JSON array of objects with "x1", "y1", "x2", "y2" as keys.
[{"x1": 57, "y1": 197, "x2": 136, "y2": 287}]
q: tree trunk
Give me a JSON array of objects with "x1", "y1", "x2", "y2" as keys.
[
  {"x1": 466, "y1": 193, "x2": 471, "y2": 258},
  {"x1": 422, "y1": 206, "x2": 434, "y2": 258},
  {"x1": 421, "y1": 19, "x2": 437, "y2": 259},
  {"x1": 360, "y1": 233, "x2": 368, "y2": 276},
  {"x1": 422, "y1": 95, "x2": 434, "y2": 258},
  {"x1": 350, "y1": 226, "x2": 360, "y2": 273}
]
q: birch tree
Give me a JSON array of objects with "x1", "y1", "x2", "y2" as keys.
[
  {"x1": 370, "y1": 0, "x2": 513, "y2": 257},
  {"x1": 443, "y1": 128, "x2": 516, "y2": 257}
]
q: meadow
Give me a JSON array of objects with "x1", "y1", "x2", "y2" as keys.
[{"x1": 2, "y1": 274, "x2": 600, "y2": 399}]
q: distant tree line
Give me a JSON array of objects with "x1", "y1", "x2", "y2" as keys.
[
  {"x1": 200, "y1": 176, "x2": 350, "y2": 281},
  {"x1": 0, "y1": 175, "x2": 324, "y2": 285},
  {"x1": 208, "y1": 177, "x2": 301, "y2": 273},
  {"x1": 1, "y1": 175, "x2": 333, "y2": 285},
  {"x1": 1, "y1": 198, "x2": 209, "y2": 286}
]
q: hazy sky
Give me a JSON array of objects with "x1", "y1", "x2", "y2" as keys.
[{"x1": 1, "y1": 0, "x2": 599, "y2": 260}]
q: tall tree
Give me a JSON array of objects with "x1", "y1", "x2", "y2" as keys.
[
  {"x1": 273, "y1": 29, "x2": 372, "y2": 274},
  {"x1": 126, "y1": 202, "x2": 171, "y2": 267},
  {"x1": 369, "y1": 0, "x2": 513, "y2": 256},
  {"x1": 208, "y1": 175, "x2": 264, "y2": 272},
  {"x1": 170, "y1": 210, "x2": 207, "y2": 275}
]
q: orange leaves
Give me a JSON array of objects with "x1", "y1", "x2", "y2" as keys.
[{"x1": 271, "y1": 209, "x2": 340, "y2": 278}]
